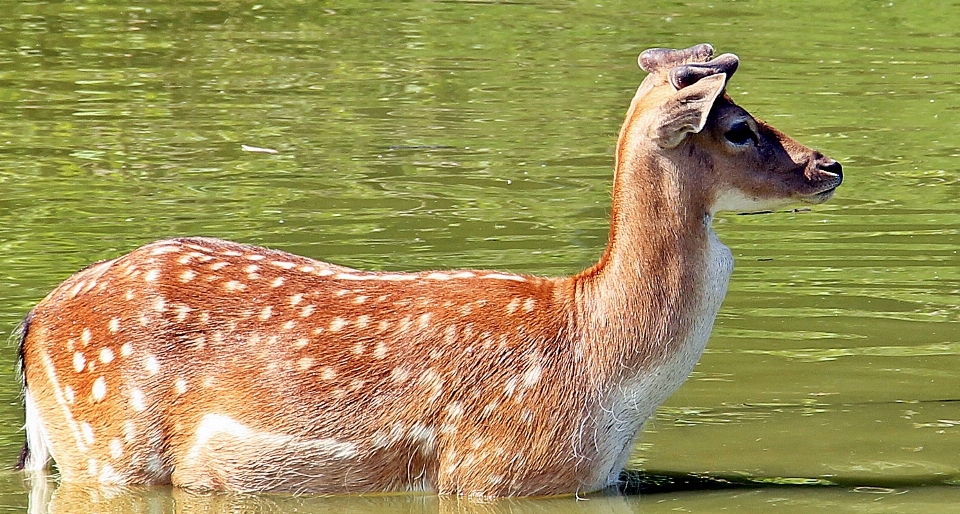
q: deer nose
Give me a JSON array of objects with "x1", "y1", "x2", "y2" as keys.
[{"x1": 820, "y1": 158, "x2": 843, "y2": 180}]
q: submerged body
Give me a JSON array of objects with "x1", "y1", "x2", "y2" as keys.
[{"x1": 18, "y1": 44, "x2": 841, "y2": 497}]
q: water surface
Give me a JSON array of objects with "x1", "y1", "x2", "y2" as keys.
[{"x1": 0, "y1": 0, "x2": 958, "y2": 512}]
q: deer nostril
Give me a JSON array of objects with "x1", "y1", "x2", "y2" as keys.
[{"x1": 821, "y1": 159, "x2": 842, "y2": 179}]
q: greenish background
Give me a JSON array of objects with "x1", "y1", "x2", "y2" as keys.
[{"x1": 0, "y1": 0, "x2": 958, "y2": 512}]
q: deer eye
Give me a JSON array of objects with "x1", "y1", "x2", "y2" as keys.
[{"x1": 724, "y1": 121, "x2": 756, "y2": 146}]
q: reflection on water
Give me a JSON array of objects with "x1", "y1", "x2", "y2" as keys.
[
  {"x1": 18, "y1": 469, "x2": 960, "y2": 514},
  {"x1": 23, "y1": 470, "x2": 635, "y2": 514},
  {"x1": 1, "y1": 0, "x2": 959, "y2": 512}
]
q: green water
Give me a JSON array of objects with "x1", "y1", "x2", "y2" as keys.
[{"x1": 1, "y1": 0, "x2": 958, "y2": 512}]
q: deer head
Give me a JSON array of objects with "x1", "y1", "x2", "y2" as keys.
[{"x1": 616, "y1": 43, "x2": 842, "y2": 219}]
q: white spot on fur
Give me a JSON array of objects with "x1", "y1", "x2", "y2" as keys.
[
  {"x1": 420, "y1": 369, "x2": 441, "y2": 387},
  {"x1": 270, "y1": 261, "x2": 296, "y2": 270},
  {"x1": 109, "y1": 439, "x2": 123, "y2": 459},
  {"x1": 374, "y1": 342, "x2": 388, "y2": 359},
  {"x1": 120, "y1": 343, "x2": 133, "y2": 358},
  {"x1": 335, "y1": 272, "x2": 417, "y2": 282},
  {"x1": 69, "y1": 280, "x2": 86, "y2": 298},
  {"x1": 330, "y1": 317, "x2": 346, "y2": 332},
  {"x1": 321, "y1": 367, "x2": 336, "y2": 380},
  {"x1": 524, "y1": 298, "x2": 536, "y2": 312},
  {"x1": 108, "y1": 318, "x2": 121, "y2": 334},
  {"x1": 289, "y1": 293, "x2": 304, "y2": 306},
  {"x1": 259, "y1": 306, "x2": 273, "y2": 321},
  {"x1": 150, "y1": 245, "x2": 180, "y2": 255},
  {"x1": 98, "y1": 463, "x2": 121, "y2": 484},
  {"x1": 99, "y1": 348, "x2": 115, "y2": 364},
  {"x1": 391, "y1": 366, "x2": 410, "y2": 383},
  {"x1": 154, "y1": 297, "x2": 167, "y2": 312},
  {"x1": 387, "y1": 273, "x2": 420, "y2": 281},
  {"x1": 224, "y1": 280, "x2": 246, "y2": 292},
  {"x1": 482, "y1": 273, "x2": 526, "y2": 282},
  {"x1": 80, "y1": 422, "x2": 95, "y2": 446},
  {"x1": 144, "y1": 269, "x2": 160, "y2": 282},
  {"x1": 426, "y1": 272, "x2": 451, "y2": 280},
  {"x1": 73, "y1": 352, "x2": 86, "y2": 373},
  {"x1": 300, "y1": 305, "x2": 315, "y2": 317},
  {"x1": 144, "y1": 355, "x2": 160, "y2": 376},
  {"x1": 174, "y1": 378, "x2": 188, "y2": 395},
  {"x1": 81, "y1": 328, "x2": 92, "y2": 345},
  {"x1": 297, "y1": 358, "x2": 313, "y2": 371},
  {"x1": 523, "y1": 365, "x2": 542, "y2": 387},
  {"x1": 64, "y1": 385, "x2": 75, "y2": 404},
  {"x1": 353, "y1": 295, "x2": 368, "y2": 304},
  {"x1": 506, "y1": 298, "x2": 521, "y2": 314},
  {"x1": 130, "y1": 388, "x2": 146, "y2": 412},
  {"x1": 210, "y1": 262, "x2": 230, "y2": 271},
  {"x1": 418, "y1": 313, "x2": 432, "y2": 330},
  {"x1": 408, "y1": 423, "x2": 437, "y2": 453},
  {"x1": 179, "y1": 270, "x2": 197, "y2": 283},
  {"x1": 271, "y1": 277, "x2": 285, "y2": 288},
  {"x1": 246, "y1": 254, "x2": 265, "y2": 261},
  {"x1": 175, "y1": 304, "x2": 192, "y2": 322},
  {"x1": 446, "y1": 402, "x2": 464, "y2": 419}
]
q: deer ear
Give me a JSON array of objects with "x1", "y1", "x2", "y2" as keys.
[{"x1": 654, "y1": 73, "x2": 726, "y2": 149}]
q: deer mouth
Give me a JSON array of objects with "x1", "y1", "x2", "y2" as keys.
[{"x1": 799, "y1": 162, "x2": 842, "y2": 204}]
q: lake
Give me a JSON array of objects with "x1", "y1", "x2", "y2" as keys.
[{"x1": 0, "y1": 0, "x2": 958, "y2": 512}]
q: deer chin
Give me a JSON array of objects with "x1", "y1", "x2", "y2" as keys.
[
  {"x1": 710, "y1": 188, "x2": 791, "y2": 216},
  {"x1": 800, "y1": 186, "x2": 838, "y2": 204}
]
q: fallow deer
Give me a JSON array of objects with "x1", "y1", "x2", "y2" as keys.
[{"x1": 16, "y1": 44, "x2": 842, "y2": 497}]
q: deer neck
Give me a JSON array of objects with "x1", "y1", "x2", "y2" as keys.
[{"x1": 572, "y1": 133, "x2": 731, "y2": 378}]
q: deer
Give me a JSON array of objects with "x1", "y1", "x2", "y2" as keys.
[{"x1": 16, "y1": 44, "x2": 842, "y2": 498}]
